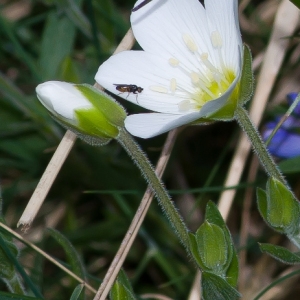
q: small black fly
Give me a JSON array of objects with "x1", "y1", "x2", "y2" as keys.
[{"x1": 113, "y1": 84, "x2": 143, "y2": 102}]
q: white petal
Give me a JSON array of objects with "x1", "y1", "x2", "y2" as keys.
[
  {"x1": 95, "y1": 51, "x2": 194, "y2": 114},
  {"x1": 205, "y1": 0, "x2": 242, "y2": 71},
  {"x1": 36, "y1": 81, "x2": 91, "y2": 120},
  {"x1": 131, "y1": 0, "x2": 215, "y2": 74},
  {"x1": 125, "y1": 66, "x2": 241, "y2": 139},
  {"x1": 125, "y1": 111, "x2": 202, "y2": 138}
]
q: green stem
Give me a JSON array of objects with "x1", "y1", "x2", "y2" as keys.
[
  {"x1": 117, "y1": 128, "x2": 190, "y2": 252},
  {"x1": 235, "y1": 106, "x2": 287, "y2": 186}
]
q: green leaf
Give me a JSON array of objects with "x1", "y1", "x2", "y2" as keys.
[
  {"x1": 110, "y1": 281, "x2": 136, "y2": 300},
  {"x1": 225, "y1": 249, "x2": 239, "y2": 287},
  {"x1": 290, "y1": 0, "x2": 300, "y2": 9},
  {"x1": 59, "y1": 56, "x2": 81, "y2": 83},
  {"x1": 47, "y1": 229, "x2": 86, "y2": 300},
  {"x1": 259, "y1": 243, "x2": 300, "y2": 265},
  {"x1": 70, "y1": 284, "x2": 84, "y2": 300},
  {"x1": 202, "y1": 272, "x2": 241, "y2": 300},
  {"x1": 0, "y1": 232, "x2": 43, "y2": 298},
  {"x1": 39, "y1": 12, "x2": 76, "y2": 80},
  {"x1": 278, "y1": 156, "x2": 300, "y2": 174},
  {"x1": 115, "y1": 269, "x2": 135, "y2": 296},
  {"x1": 267, "y1": 178, "x2": 300, "y2": 235},
  {"x1": 0, "y1": 291, "x2": 43, "y2": 300},
  {"x1": 238, "y1": 44, "x2": 254, "y2": 106},
  {"x1": 109, "y1": 270, "x2": 136, "y2": 300},
  {"x1": 205, "y1": 200, "x2": 226, "y2": 227}
]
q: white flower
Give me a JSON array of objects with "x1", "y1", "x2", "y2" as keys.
[
  {"x1": 36, "y1": 81, "x2": 92, "y2": 122},
  {"x1": 36, "y1": 81, "x2": 127, "y2": 143},
  {"x1": 95, "y1": 0, "x2": 242, "y2": 138}
]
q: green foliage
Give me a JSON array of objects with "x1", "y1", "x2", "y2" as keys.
[
  {"x1": 110, "y1": 270, "x2": 136, "y2": 300},
  {"x1": 1, "y1": 0, "x2": 300, "y2": 299},
  {"x1": 257, "y1": 177, "x2": 300, "y2": 236},
  {"x1": 202, "y1": 272, "x2": 241, "y2": 300},
  {"x1": 47, "y1": 228, "x2": 86, "y2": 296},
  {"x1": 259, "y1": 243, "x2": 300, "y2": 265},
  {"x1": 0, "y1": 291, "x2": 43, "y2": 300},
  {"x1": 70, "y1": 284, "x2": 84, "y2": 300},
  {"x1": 190, "y1": 201, "x2": 239, "y2": 298},
  {"x1": 278, "y1": 156, "x2": 300, "y2": 174}
]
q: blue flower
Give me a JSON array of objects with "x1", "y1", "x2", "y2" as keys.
[{"x1": 263, "y1": 93, "x2": 300, "y2": 158}]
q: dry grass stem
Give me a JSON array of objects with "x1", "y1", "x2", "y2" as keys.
[
  {"x1": 0, "y1": 222, "x2": 97, "y2": 294},
  {"x1": 238, "y1": 156, "x2": 259, "y2": 292},
  {"x1": 217, "y1": 0, "x2": 299, "y2": 221},
  {"x1": 18, "y1": 28, "x2": 135, "y2": 230},
  {"x1": 93, "y1": 129, "x2": 179, "y2": 300}
]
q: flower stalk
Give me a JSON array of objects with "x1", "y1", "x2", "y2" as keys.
[
  {"x1": 235, "y1": 105, "x2": 287, "y2": 186},
  {"x1": 117, "y1": 128, "x2": 190, "y2": 251}
]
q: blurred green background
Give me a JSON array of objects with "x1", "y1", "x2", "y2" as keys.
[{"x1": 1, "y1": 0, "x2": 300, "y2": 299}]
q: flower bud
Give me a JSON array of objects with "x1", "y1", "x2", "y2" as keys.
[
  {"x1": 196, "y1": 221, "x2": 229, "y2": 274},
  {"x1": 36, "y1": 81, "x2": 127, "y2": 145},
  {"x1": 257, "y1": 177, "x2": 300, "y2": 235}
]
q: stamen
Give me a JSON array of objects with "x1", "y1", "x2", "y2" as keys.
[
  {"x1": 182, "y1": 34, "x2": 198, "y2": 53},
  {"x1": 211, "y1": 31, "x2": 223, "y2": 48},
  {"x1": 169, "y1": 58, "x2": 179, "y2": 67},
  {"x1": 200, "y1": 53, "x2": 218, "y2": 72},
  {"x1": 150, "y1": 85, "x2": 168, "y2": 94},
  {"x1": 178, "y1": 100, "x2": 195, "y2": 112},
  {"x1": 190, "y1": 71, "x2": 215, "y2": 98},
  {"x1": 190, "y1": 71, "x2": 200, "y2": 84},
  {"x1": 170, "y1": 78, "x2": 177, "y2": 94}
]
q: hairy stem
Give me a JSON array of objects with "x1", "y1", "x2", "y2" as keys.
[
  {"x1": 117, "y1": 128, "x2": 191, "y2": 252},
  {"x1": 235, "y1": 106, "x2": 287, "y2": 186}
]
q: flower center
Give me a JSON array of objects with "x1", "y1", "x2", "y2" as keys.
[{"x1": 149, "y1": 30, "x2": 236, "y2": 113}]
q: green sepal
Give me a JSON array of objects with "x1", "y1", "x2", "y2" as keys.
[
  {"x1": 188, "y1": 232, "x2": 206, "y2": 269},
  {"x1": 203, "y1": 201, "x2": 235, "y2": 275},
  {"x1": 237, "y1": 44, "x2": 253, "y2": 106},
  {"x1": 75, "y1": 107, "x2": 119, "y2": 138},
  {"x1": 52, "y1": 114, "x2": 112, "y2": 146},
  {"x1": 256, "y1": 187, "x2": 269, "y2": 224},
  {"x1": 205, "y1": 200, "x2": 227, "y2": 227},
  {"x1": 196, "y1": 222, "x2": 229, "y2": 274},
  {"x1": 109, "y1": 270, "x2": 136, "y2": 300},
  {"x1": 192, "y1": 201, "x2": 238, "y2": 283},
  {"x1": 225, "y1": 250, "x2": 239, "y2": 287},
  {"x1": 201, "y1": 272, "x2": 241, "y2": 300},
  {"x1": 259, "y1": 243, "x2": 300, "y2": 265},
  {"x1": 267, "y1": 177, "x2": 300, "y2": 235},
  {"x1": 76, "y1": 84, "x2": 127, "y2": 127}
]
